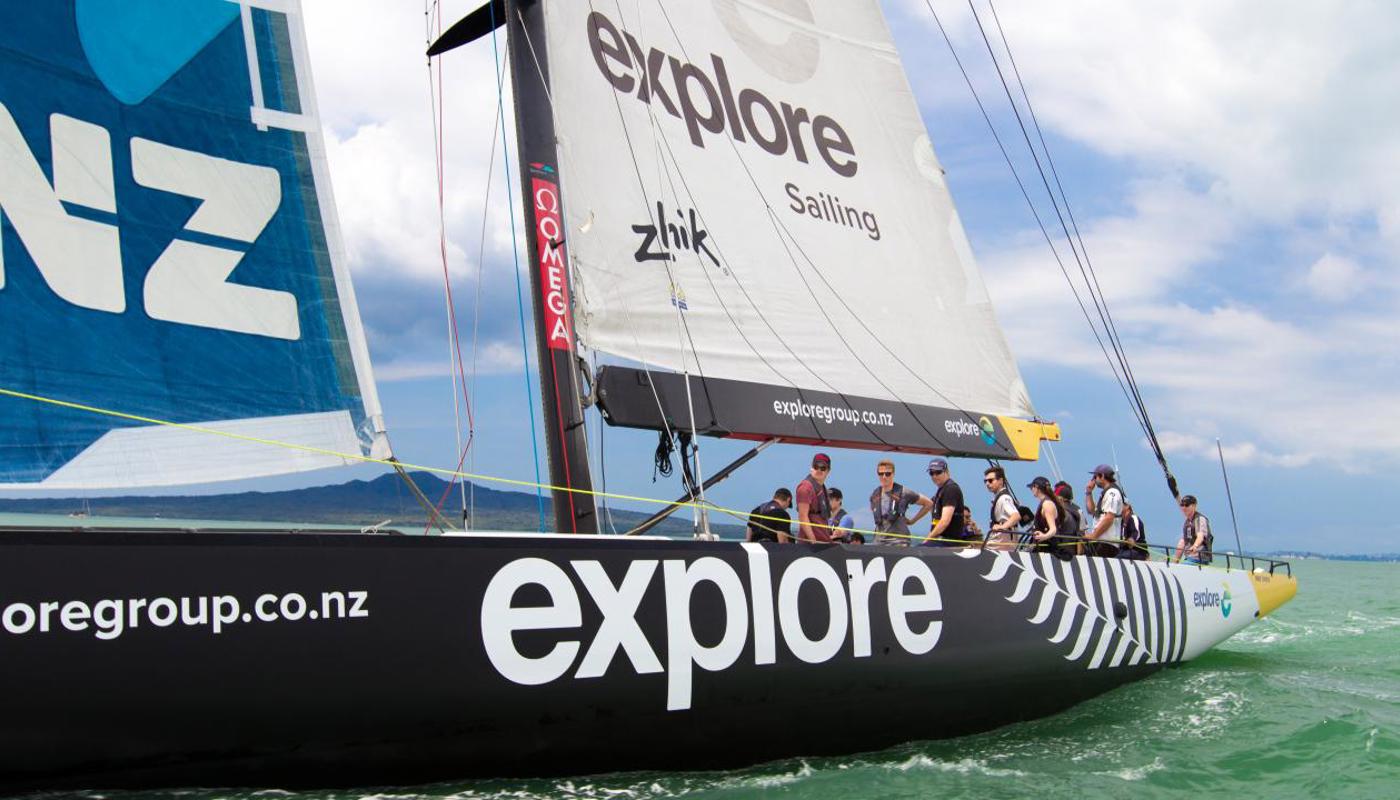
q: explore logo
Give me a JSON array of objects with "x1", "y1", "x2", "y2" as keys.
[
  {"x1": 977, "y1": 416, "x2": 997, "y2": 446},
  {"x1": 944, "y1": 417, "x2": 996, "y2": 446},
  {"x1": 1192, "y1": 584, "x2": 1232, "y2": 618}
]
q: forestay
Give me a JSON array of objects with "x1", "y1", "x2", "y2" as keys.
[
  {"x1": 0, "y1": 1, "x2": 387, "y2": 488},
  {"x1": 543, "y1": 1, "x2": 1037, "y2": 453}
]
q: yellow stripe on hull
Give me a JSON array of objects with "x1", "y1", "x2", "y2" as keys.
[{"x1": 1248, "y1": 569, "x2": 1298, "y2": 618}]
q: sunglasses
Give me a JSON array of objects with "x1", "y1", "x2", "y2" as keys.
[
  {"x1": 983, "y1": 477, "x2": 997, "y2": 484},
  {"x1": 929, "y1": 469, "x2": 946, "y2": 476},
  {"x1": 877, "y1": 471, "x2": 893, "y2": 477},
  {"x1": 814, "y1": 465, "x2": 830, "y2": 472}
]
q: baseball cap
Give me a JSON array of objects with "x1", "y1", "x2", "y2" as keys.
[
  {"x1": 927, "y1": 457, "x2": 949, "y2": 473},
  {"x1": 1027, "y1": 476, "x2": 1053, "y2": 493},
  {"x1": 812, "y1": 452, "x2": 832, "y2": 468},
  {"x1": 1179, "y1": 494, "x2": 1198, "y2": 507},
  {"x1": 1090, "y1": 463, "x2": 1115, "y2": 477}
]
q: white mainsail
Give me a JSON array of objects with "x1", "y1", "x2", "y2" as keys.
[{"x1": 543, "y1": 1, "x2": 1034, "y2": 421}]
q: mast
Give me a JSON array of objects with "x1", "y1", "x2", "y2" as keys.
[{"x1": 504, "y1": 0, "x2": 597, "y2": 533}]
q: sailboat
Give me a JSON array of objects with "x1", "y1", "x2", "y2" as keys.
[{"x1": 0, "y1": 0, "x2": 1296, "y2": 792}]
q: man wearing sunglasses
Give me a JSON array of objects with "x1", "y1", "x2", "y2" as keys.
[
  {"x1": 869, "y1": 459, "x2": 933, "y2": 546},
  {"x1": 923, "y1": 457, "x2": 969, "y2": 546},
  {"x1": 795, "y1": 452, "x2": 834, "y2": 543},
  {"x1": 984, "y1": 466, "x2": 1020, "y2": 549}
]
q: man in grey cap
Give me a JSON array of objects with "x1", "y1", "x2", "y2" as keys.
[
  {"x1": 922, "y1": 457, "x2": 969, "y2": 546},
  {"x1": 1083, "y1": 463, "x2": 1125, "y2": 557}
]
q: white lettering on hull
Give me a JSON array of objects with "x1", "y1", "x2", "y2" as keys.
[{"x1": 480, "y1": 552, "x2": 944, "y2": 710}]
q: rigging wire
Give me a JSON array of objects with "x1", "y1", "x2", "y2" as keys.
[
  {"x1": 487, "y1": 0, "x2": 547, "y2": 531},
  {"x1": 963, "y1": 0, "x2": 1177, "y2": 495},
  {"x1": 983, "y1": 0, "x2": 1172, "y2": 492},
  {"x1": 465, "y1": 35, "x2": 505, "y2": 530},
  {"x1": 921, "y1": 1, "x2": 1156, "y2": 455},
  {"x1": 425, "y1": 0, "x2": 477, "y2": 532}
]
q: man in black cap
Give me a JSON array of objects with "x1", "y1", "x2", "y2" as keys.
[
  {"x1": 1174, "y1": 495, "x2": 1213, "y2": 564},
  {"x1": 795, "y1": 453, "x2": 833, "y2": 543},
  {"x1": 922, "y1": 457, "x2": 968, "y2": 546},
  {"x1": 1083, "y1": 463, "x2": 1124, "y2": 557},
  {"x1": 747, "y1": 488, "x2": 793, "y2": 543}
]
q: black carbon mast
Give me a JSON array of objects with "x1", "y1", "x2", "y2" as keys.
[
  {"x1": 431, "y1": 1, "x2": 597, "y2": 534},
  {"x1": 504, "y1": 0, "x2": 597, "y2": 533}
]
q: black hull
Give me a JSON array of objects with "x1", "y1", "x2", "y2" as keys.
[{"x1": 0, "y1": 530, "x2": 1196, "y2": 792}]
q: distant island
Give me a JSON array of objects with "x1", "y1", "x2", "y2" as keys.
[
  {"x1": 0, "y1": 471, "x2": 744, "y2": 538},
  {"x1": 1260, "y1": 551, "x2": 1400, "y2": 563}
]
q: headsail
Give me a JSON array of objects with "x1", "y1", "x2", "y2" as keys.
[
  {"x1": 542, "y1": 1, "x2": 1052, "y2": 458},
  {"x1": 0, "y1": 1, "x2": 387, "y2": 488}
]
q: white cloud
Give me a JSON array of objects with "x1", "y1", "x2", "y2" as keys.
[
  {"x1": 1300, "y1": 253, "x2": 1363, "y2": 303},
  {"x1": 903, "y1": 0, "x2": 1400, "y2": 472},
  {"x1": 303, "y1": 1, "x2": 525, "y2": 282},
  {"x1": 1156, "y1": 433, "x2": 1311, "y2": 470}
]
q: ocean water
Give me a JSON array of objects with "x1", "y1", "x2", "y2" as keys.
[{"x1": 39, "y1": 559, "x2": 1400, "y2": 800}]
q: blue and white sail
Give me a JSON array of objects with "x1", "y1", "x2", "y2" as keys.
[{"x1": 0, "y1": 1, "x2": 388, "y2": 488}]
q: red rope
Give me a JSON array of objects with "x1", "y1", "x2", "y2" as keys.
[{"x1": 425, "y1": 3, "x2": 477, "y2": 533}]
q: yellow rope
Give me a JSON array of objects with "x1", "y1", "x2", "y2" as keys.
[{"x1": 0, "y1": 385, "x2": 1280, "y2": 572}]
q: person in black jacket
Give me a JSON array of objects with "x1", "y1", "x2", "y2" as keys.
[
  {"x1": 747, "y1": 488, "x2": 793, "y2": 543},
  {"x1": 1118, "y1": 499, "x2": 1149, "y2": 560}
]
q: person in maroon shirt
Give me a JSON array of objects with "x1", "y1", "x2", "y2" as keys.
[{"x1": 795, "y1": 452, "x2": 832, "y2": 542}]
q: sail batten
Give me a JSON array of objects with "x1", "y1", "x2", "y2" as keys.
[
  {"x1": 544, "y1": 1, "x2": 1037, "y2": 448},
  {"x1": 0, "y1": 1, "x2": 387, "y2": 488}
]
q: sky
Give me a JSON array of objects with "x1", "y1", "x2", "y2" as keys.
[
  {"x1": 286, "y1": 0, "x2": 1400, "y2": 555},
  {"x1": 12, "y1": 1, "x2": 1396, "y2": 556}
]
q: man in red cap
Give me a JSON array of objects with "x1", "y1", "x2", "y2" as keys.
[{"x1": 795, "y1": 452, "x2": 833, "y2": 543}]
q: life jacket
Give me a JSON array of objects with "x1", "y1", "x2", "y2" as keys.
[
  {"x1": 1183, "y1": 511, "x2": 1213, "y2": 563},
  {"x1": 747, "y1": 500, "x2": 789, "y2": 542},
  {"x1": 1122, "y1": 513, "x2": 1147, "y2": 546},
  {"x1": 870, "y1": 482, "x2": 913, "y2": 529},
  {"x1": 932, "y1": 480, "x2": 969, "y2": 540},
  {"x1": 1034, "y1": 498, "x2": 1074, "y2": 554},
  {"x1": 796, "y1": 475, "x2": 830, "y2": 541},
  {"x1": 1064, "y1": 501, "x2": 1084, "y2": 538},
  {"x1": 988, "y1": 488, "x2": 1014, "y2": 531}
]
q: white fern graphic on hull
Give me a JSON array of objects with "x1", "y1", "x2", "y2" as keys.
[{"x1": 960, "y1": 549, "x2": 1189, "y2": 668}]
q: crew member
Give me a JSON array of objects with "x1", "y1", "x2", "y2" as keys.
[
  {"x1": 923, "y1": 457, "x2": 968, "y2": 547},
  {"x1": 984, "y1": 466, "x2": 1019, "y2": 550},
  {"x1": 1054, "y1": 481, "x2": 1089, "y2": 548},
  {"x1": 747, "y1": 488, "x2": 792, "y2": 543},
  {"x1": 962, "y1": 507, "x2": 984, "y2": 542},
  {"x1": 1083, "y1": 464, "x2": 1124, "y2": 557},
  {"x1": 827, "y1": 488, "x2": 860, "y2": 543},
  {"x1": 1174, "y1": 495, "x2": 1213, "y2": 565},
  {"x1": 870, "y1": 458, "x2": 933, "y2": 546},
  {"x1": 795, "y1": 453, "x2": 833, "y2": 543},
  {"x1": 1118, "y1": 499, "x2": 1148, "y2": 560},
  {"x1": 1027, "y1": 476, "x2": 1071, "y2": 556}
]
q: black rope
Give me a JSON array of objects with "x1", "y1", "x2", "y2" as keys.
[
  {"x1": 926, "y1": 0, "x2": 1178, "y2": 496},
  {"x1": 973, "y1": 0, "x2": 1177, "y2": 496},
  {"x1": 652, "y1": 430, "x2": 675, "y2": 481}
]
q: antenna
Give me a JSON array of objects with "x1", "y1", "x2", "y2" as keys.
[{"x1": 1215, "y1": 438, "x2": 1244, "y2": 554}]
